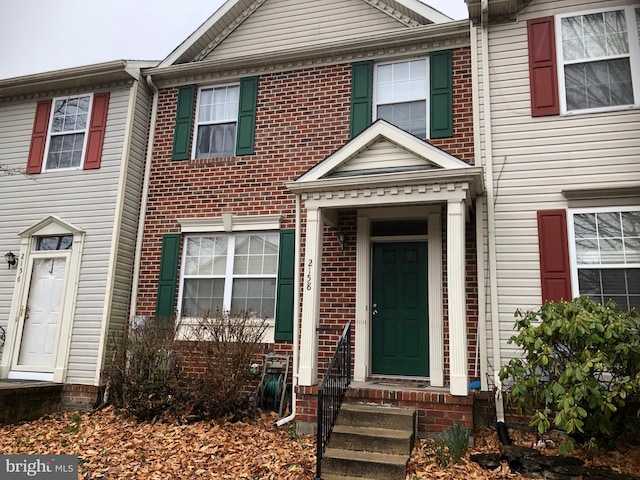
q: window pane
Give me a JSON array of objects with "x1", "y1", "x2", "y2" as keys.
[
  {"x1": 195, "y1": 123, "x2": 236, "y2": 158},
  {"x1": 184, "y1": 237, "x2": 227, "y2": 275},
  {"x1": 578, "y1": 268, "x2": 640, "y2": 311},
  {"x1": 231, "y1": 279, "x2": 276, "y2": 318},
  {"x1": 46, "y1": 133, "x2": 85, "y2": 170},
  {"x1": 574, "y1": 213, "x2": 597, "y2": 237},
  {"x1": 36, "y1": 236, "x2": 73, "y2": 251},
  {"x1": 376, "y1": 59, "x2": 426, "y2": 104},
  {"x1": 182, "y1": 278, "x2": 224, "y2": 317},
  {"x1": 377, "y1": 100, "x2": 426, "y2": 138},
  {"x1": 233, "y1": 235, "x2": 279, "y2": 274},
  {"x1": 565, "y1": 59, "x2": 633, "y2": 110}
]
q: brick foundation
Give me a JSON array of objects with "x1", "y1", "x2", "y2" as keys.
[
  {"x1": 0, "y1": 383, "x2": 63, "y2": 425},
  {"x1": 62, "y1": 384, "x2": 103, "y2": 410},
  {"x1": 296, "y1": 384, "x2": 474, "y2": 436}
]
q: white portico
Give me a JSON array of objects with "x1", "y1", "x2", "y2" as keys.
[{"x1": 286, "y1": 120, "x2": 484, "y2": 397}]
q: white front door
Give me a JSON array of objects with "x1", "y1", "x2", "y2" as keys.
[{"x1": 17, "y1": 257, "x2": 67, "y2": 369}]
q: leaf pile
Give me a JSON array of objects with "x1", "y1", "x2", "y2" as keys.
[
  {"x1": 0, "y1": 407, "x2": 314, "y2": 479},
  {"x1": 1, "y1": 408, "x2": 638, "y2": 479}
]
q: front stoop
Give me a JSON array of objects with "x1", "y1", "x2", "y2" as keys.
[{"x1": 320, "y1": 403, "x2": 416, "y2": 480}]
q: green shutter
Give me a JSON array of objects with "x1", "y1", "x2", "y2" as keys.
[
  {"x1": 275, "y1": 229, "x2": 295, "y2": 342},
  {"x1": 350, "y1": 61, "x2": 373, "y2": 138},
  {"x1": 171, "y1": 85, "x2": 196, "y2": 160},
  {"x1": 155, "y1": 234, "x2": 181, "y2": 321},
  {"x1": 430, "y1": 50, "x2": 453, "y2": 139},
  {"x1": 236, "y1": 76, "x2": 259, "y2": 155}
]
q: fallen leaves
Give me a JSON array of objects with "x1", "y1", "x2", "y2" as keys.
[
  {"x1": 0, "y1": 407, "x2": 315, "y2": 479},
  {"x1": 0, "y1": 409, "x2": 638, "y2": 479}
]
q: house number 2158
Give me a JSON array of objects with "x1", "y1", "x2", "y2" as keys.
[{"x1": 306, "y1": 259, "x2": 313, "y2": 291}]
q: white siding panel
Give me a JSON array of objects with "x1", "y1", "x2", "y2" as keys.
[
  {"x1": 0, "y1": 86, "x2": 135, "y2": 385},
  {"x1": 478, "y1": 0, "x2": 640, "y2": 370},
  {"x1": 206, "y1": 0, "x2": 406, "y2": 61},
  {"x1": 337, "y1": 139, "x2": 429, "y2": 172}
]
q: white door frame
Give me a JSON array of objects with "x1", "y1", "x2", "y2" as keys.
[{"x1": 0, "y1": 216, "x2": 85, "y2": 382}]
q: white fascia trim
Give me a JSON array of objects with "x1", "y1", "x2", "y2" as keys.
[
  {"x1": 393, "y1": 0, "x2": 453, "y2": 23},
  {"x1": 160, "y1": 0, "x2": 243, "y2": 67},
  {"x1": 178, "y1": 214, "x2": 282, "y2": 233},
  {"x1": 297, "y1": 120, "x2": 471, "y2": 182}
]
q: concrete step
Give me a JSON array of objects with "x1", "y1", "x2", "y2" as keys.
[
  {"x1": 322, "y1": 447, "x2": 408, "y2": 480},
  {"x1": 330, "y1": 424, "x2": 413, "y2": 455},
  {"x1": 337, "y1": 403, "x2": 415, "y2": 431}
]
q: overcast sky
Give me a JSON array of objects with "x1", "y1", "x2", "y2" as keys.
[{"x1": 0, "y1": 0, "x2": 469, "y2": 80}]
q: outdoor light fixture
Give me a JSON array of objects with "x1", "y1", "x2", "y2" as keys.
[
  {"x1": 337, "y1": 231, "x2": 347, "y2": 251},
  {"x1": 4, "y1": 251, "x2": 17, "y2": 269}
]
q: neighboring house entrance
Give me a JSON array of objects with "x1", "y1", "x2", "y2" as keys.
[
  {"x1": 16, "y1": 256, "x2": 67, "y2": 369},
  {"x1": 371, "y1": 241, "x2": 429, "y2": 377},
  {"x1": 1, "y1": 217, "x2": 84, "y2": 383}
]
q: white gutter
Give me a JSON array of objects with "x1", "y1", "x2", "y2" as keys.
[
  {"x1": 276, "y1": 194, "x2": 301, "y2": 427},
  {"x1": 480, "y1": 0, "x2": 503, "y2": 398},
  {"x1": 128, "y1": 74, "x2": 159, "y2": 322}
]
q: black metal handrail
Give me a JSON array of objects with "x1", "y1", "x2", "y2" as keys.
[{"x1": 315, "y1": 321, "x2": 351, "y2": 480}]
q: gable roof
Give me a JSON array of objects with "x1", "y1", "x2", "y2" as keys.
[
  {"x1": 160, "y1": 0, "x2": 452, "y2": 67},
  {"x1": 296, "y1": 120, "x2": 472, "y2": 182}
]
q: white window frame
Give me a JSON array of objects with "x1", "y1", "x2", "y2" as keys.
[
  {"x1": 568, "y1": 206, "x2": 640, "y2": 310},
  {"x1": 556, "y1": 5, "x2": 640, "y2": 115},
  {"x1": 373, "y1": 57, "x2": 429, "y2": 138},
  {"x1": 191, "y1": 83, "x2": 240, "y2": 159},
  {"x1": 177, "y1": 232, "x2": 280, "y2": 321},
  {"x1": 43, "y1": 93, "x2": 93, "y2": 172}
]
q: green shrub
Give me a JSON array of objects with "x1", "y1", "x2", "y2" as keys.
[{"x1": 499, "y1": 296, "x2": 640, "y2": 452}]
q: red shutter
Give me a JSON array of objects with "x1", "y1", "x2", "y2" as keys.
[
  {"x1": 84, "y1": 92, "x2": 110, "y2": 170},
  {"x1": 527, "y1": 17, "x2": 560, "y2": 117},
  {"x1": 26, "y1": 100, "x2": 52, "y2": 174},
  {"x1": 537, "y1": 210, "x2": 572, "y2": 303}
]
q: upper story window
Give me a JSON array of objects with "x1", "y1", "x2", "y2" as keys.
[
  {"x1": 179, "y1": 233, "x2": 279, "y2": 319},
  {"x1": 193, "y1": 85, "x2": 240, "y2": 158},
  {"x1": 375, "y1": 59, "x2": 428, "y2": 138},
  {"x1": 569, "y1": 207, "x2": 640, "y2": 310},
  {"x1": 557, "y1": 6, "x2": 640, "y2": 114},
  {"x1": 45, "y1": 95, "x2": 91, "y2": 171}
]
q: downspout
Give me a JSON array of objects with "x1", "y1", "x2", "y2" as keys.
[
  {"x1": 481, "y1": 0, "x2": 506, "y2": 424},
  {"x1": 275, "y1": 193, "x2": 301, "y2": 427},
  {"x1": 129, "y1": 73, "x2": 159, "y2": 322},
  {"x1": 471, "y1": 22, "x2": 488, "y2": 391}
]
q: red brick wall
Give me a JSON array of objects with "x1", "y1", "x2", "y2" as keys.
[{"x1": 137, "y1": 48, "x2": 476, "y2": 390}]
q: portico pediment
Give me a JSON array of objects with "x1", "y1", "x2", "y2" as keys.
[
  {"x1": 287, "y1": 120, "x2": 484, "y2": 203},
  {"x1": 296, "y1": 120, "x2": 472, "y2": 182}
]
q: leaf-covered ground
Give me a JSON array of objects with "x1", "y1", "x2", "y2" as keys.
[{"x1": 0, "y1": 408, "x2": 638, "y2": 479}]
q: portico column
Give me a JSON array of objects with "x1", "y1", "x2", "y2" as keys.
[
  {"x1": 447, "y1": 198, "x2": 468, "y2": 396},
  {"x1": 298, "y1": 206, "x2": 324, "y2": 386}
]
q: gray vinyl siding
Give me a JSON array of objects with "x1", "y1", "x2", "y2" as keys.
[
  {"x1": 204, "y1": 0, "x2": 406, "y2": 61},
  {"x1": 476, "y1": 0, "x2": 640, "y2": 368},
  {"x1": 101, "y1": 76, "x2": 152, "y2": 377},
  {"x1": 0, "y1": 84, "x2": 141, "y2": 385}
]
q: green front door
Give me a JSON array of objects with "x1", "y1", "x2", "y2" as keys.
[{"x1": 371, "y1": 242, "x2": 429, "y2": 376}]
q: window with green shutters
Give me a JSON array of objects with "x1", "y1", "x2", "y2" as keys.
[
  {"x1": 350, "y1": 52, "x2": 454, "y2": 140},
  {"x1": 171, "y1": 77, "x2": 258, "y2": 160}
]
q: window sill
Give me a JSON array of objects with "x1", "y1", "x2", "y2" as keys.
[{"x1": 561, "y1": 103, "x2": 639, "y2": 116}]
